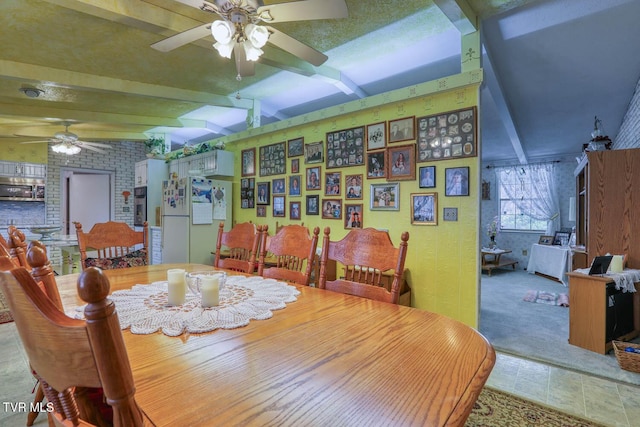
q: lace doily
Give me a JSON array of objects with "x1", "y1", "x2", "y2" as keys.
[
  {"x1": 574, "y1": 268, "x2": 640, "y2": 293},
  {"x1": 71, "y1": 275, "x2": 300, "y2": 336}
]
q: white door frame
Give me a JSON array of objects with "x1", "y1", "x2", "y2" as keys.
[{"x1": 61, "y1": 167, "x2": 115, "y2": 235}]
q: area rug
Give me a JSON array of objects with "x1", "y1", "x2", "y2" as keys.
[
  {"x1": 465, "y1": 387, "x2": 605, "y2": 426},
  {"x1": 0, "y1": 289, "x2": 13, "y2": 324},
  {"x1": 523, "y1": 290, "x2": 569, "y2": 307}
]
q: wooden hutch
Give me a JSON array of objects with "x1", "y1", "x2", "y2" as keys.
[{"x1": 570, "y1": 148, "x2": 640, "y2": 353}]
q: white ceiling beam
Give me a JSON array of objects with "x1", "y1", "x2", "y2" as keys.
[
  {"x1": 433, "y1": 0, "x2": 478, "y2": 35},
  {"x1": 0, "y1": 60, "x2": 253, "y2": 110},
  {"x1": 482, "y1": 43, "x2": 528, "y2": 164}
]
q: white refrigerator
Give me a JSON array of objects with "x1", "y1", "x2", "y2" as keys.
[{"x1": 161, "y1": 177, "x2": 232, "y2": 265}]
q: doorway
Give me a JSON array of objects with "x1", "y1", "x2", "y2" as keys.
[{"x1": 61, "y1": 168, "x2": 114, "y2": 235}]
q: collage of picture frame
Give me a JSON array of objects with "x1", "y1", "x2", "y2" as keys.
[
  {"x1": 244, "y1": 109, "x2": 477, "y2": 226},
  {"x1": 259, "y1": 142, "x2": 286, "y2": 176}
]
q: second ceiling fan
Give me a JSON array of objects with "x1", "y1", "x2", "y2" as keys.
[{"x1": 151, "y1": 0, "x2": 348, "y2": 77}]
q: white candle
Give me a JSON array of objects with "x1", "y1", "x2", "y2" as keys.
[
  {"x1": 167, "y1": 268, "x2": 186, "y2": 306},
  {"x1": 200, "y1": 275, "x2": 220, "y2": 307}
]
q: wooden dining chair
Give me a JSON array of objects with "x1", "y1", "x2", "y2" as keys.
[
  {"x1": 0, "y1": 266, "x2": 149, "y2": 427},
  {"x1": 257, "y1": 225, "x2": 320, "y2": 286},
  {"x1": 75, "y1": 221, "x2": 148, "y2": 270},
  {"x1": 319, "y1": 227, "x2": 410, "y2": 304},
  {"x1": 214, "y1": 221, "x2": 260, "y2": 274}
]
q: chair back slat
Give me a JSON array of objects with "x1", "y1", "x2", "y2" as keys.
[
  {"x1": 258, "y1": 225, "x2": 319, "y2": 286},
  {"x1": 7, "y1": 226, "x2": 30, "y2": 271},
  {"x1": 319, "y1": 227, "x2": 409, "y2": 304},
  {"x1": 214, "y1": 222, "x2": 260, "y2": 274}
]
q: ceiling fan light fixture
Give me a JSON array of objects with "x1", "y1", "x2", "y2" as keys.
[
  {"x1": 245, "y1": 24, "x2": 269, "y2": 48},
  {"x1": 51, "y1": 142, "x2": 81, "y2": 155},
  {"x1": 211, "y1": 20, "x2": 235, "y2": 44},
  {"x1": 213, "y1": 41, "x2": 235, "y2": 58},
  {"x1": 243, "y1": 40, "x2": 263, "y2": 61}
]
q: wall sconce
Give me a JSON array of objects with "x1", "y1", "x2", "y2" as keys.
[{"x1": 122, "y1": 191, "x2": 131, "y2": 204}]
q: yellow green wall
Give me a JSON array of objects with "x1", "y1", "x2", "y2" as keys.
[
  {"x1": 213, "y1": 71, "x2": 482, "y2": 327},
  {"x1": 0, "y1": 141, "x2": 47, "y2": 163}
]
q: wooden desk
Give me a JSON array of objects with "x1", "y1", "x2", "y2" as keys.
[
  {"x1": 56, "y1": 264, "x2": 495, "y2": 426},
  {"x1": 481, "y1": 249, "x2": 517, "y2": 276},
  {"x1": 566, "y1": 272, "x2": 640, "y2": 354}
]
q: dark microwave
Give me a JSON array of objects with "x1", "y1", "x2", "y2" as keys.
[{"x1": 0, "y1": 177, "x2": 45, "y2": 201}]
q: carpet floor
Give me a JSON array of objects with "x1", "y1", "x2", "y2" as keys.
[
  {"x1": 480, "y1": 269, "x2": 640, "y2": 387},
  {"x1": 0, "y1": 289, "x2": 12, "y2": 324},
  {"x1": 466, "y1": 387, "x2": 605, "y2": 426}
]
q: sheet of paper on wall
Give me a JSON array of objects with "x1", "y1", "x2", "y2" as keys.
[
  {"x1": 212, "y1": 186, "x2": 227, "y2": 220},
  {"x1": 191, "y1": 178, "x2": 213, "y2": 224}
]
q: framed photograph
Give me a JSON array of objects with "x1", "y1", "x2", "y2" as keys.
[
  {"x1": 259, "y1": 142, "x2": 286, "y2": 176},
  {"x1": 325, "y1": 172, "x2": 341, "y2": 196},
  {"x1": 290, "y1": 201, "x2": 301, "y2": 220},
  {"x1": 411, "y1": 193, "x2": 438, "y2": 225},
  {"x1": 291, "y1": 158, "x2": 300, "y2": 174},
  {"x1": 289, "y1": 175, "x2": 302, "y2": 196},
  {"x1": 344, "y1": 204, "x2": 363, "y2": 229},
  {"x1": 553, "y1": 231, "x2": 571, "y2": 246},
  {"x1": 256, "y1": 206, "x2": 267, "y2": 217},
  {"x1": 419, "y1": 166, "x2": 436, "y2": 188},
  {"x1": 272, "y1": 178, "x2": 286, "y2": 195},
  {"x1": 538, "y1": 235, "x2": 554, "y2": 245},
  {"x1": 345, "y1": 174, "x2": 363, "y2": 200},
  {"x1": 287, "y1": 137, "x2": 304, "y2": 157},
  {"x1": 325, "y1": 126, "x2": 365, "y2": 169},
  {"x1": 306, "y1": 195, "x2": 319, "y2": 215},
  {"x1": 445, "y1": 167, "x2": 470, "y2": 196},
  {"x1": 388, "y1": 116, "x2": 415, "y2": 143},
  {"x1": 241, "y1": 148, "x2": 256, "y2": 177},
  {"x1": 366, "y1": 151, "x2": 386, "y2": 179},
  {"x1": 306, "y1": 166, "x2": 321, "y2": 190},
  {"x1": 386, "y1": 144, "x2": 416, "y2": 181},
  {"x1": 370, "y1": 183, "x2": 399, "y2": 211},
  {"x1": 240, "y1": 178, "x2": 255, "y2": 209},
  {"x1": 273, "y1": 196, "x2": 286, "y2": 217},
  {"x1": 322, "y1": 199, "x2": 342, "y2": 219},
  {"x1": 256, "y1": 182, "x2": 270, "y2": 205},
  {"x1": 416, "y1": 107, "x2": 477, "y2": 162},
  {"x1": 304, "y1": 141, "x2": 324, "y2": 164},
  {"x1": 366, "y1": 121, "x2": 386, "y2": 151}
]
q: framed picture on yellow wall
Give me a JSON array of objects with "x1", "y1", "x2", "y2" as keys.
[{"x1": 411, "y1": 193, "x2": 437, "y2": 225}]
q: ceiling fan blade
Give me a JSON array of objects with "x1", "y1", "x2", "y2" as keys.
[
  {"x1": 234, "y1": 44, "x2": 256, "y2": 77},
  {"x1": 19, "y1": 140, "x2": 54, "y2": 144},
  {"x1": 78, "y1": 141, "x2": 112, "y2": 148},
  {"x1": 266, "y1": 27, "x2": 328, "y2": 66},
  {"x1": 151, "y1": 23, "x2": 212, "y2": 52},
  {"x1": 78, "y1": 144, "x2": 107, "y2": 154},
  {"x1": 257, "y1": 0, "x2": 348, "y2": 23},
  {"x1": 171, "y1": 0, "x2": 217, "y2": 10}
]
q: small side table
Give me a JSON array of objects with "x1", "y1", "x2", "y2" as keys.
[{"x1": 481, "y1": 249, "x2": 518, "y2": 276}]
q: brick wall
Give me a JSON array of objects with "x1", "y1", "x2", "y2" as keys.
[
  {"x1": 46, "y1": 141, "x2": 146, "y2": 227},
  {"x1": 613, "y1": 76, "x2": 640, "y2": 149}
]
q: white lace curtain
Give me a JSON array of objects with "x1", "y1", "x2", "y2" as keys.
[{"x1": 495, "y1": 163, "x2": 560, "y2": 235}]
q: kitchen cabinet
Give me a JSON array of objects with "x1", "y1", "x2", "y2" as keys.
[
  {"x1": 0, "y1": 161, "x2": 46, "y2": 179},
  {"x1": 134, "y1": 159, "x2": 167, "y2": 227},
  {"x1": 574, "y1": 148, "x2": 640, "y2": 268},
  {"x1": 168, "y1": 150, "x2": 234, "y2": 178}
]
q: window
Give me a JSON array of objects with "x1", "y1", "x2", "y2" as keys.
[{"x1": 498, "y1": 168, "x2": 548, "y2": 232}]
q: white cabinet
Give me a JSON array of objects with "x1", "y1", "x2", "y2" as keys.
[
  {"x1": 135, "y1": 161, "x2": 148, "y2": 187},
  {"x1": 168, "y1": 150, "x2": 234, "y2": 178},
  {"x1": 0, "y1": 161, "x2": 46, "y2": 178}
]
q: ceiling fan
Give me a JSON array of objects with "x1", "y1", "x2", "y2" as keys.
[
  {"x1": 18, "y1": 122, "x2": 112, "y2": 155},
  {"x1": 151, "y1": 0, "x2": 348, "y2": 77}
]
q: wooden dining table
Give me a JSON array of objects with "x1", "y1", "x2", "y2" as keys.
[{"x1": 56, "y1": 264, "x2": 495, "y2": 427}]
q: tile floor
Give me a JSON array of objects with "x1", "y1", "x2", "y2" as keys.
[{"x1": 1, "y1": 320, "x2": 639, "y2": 427}]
